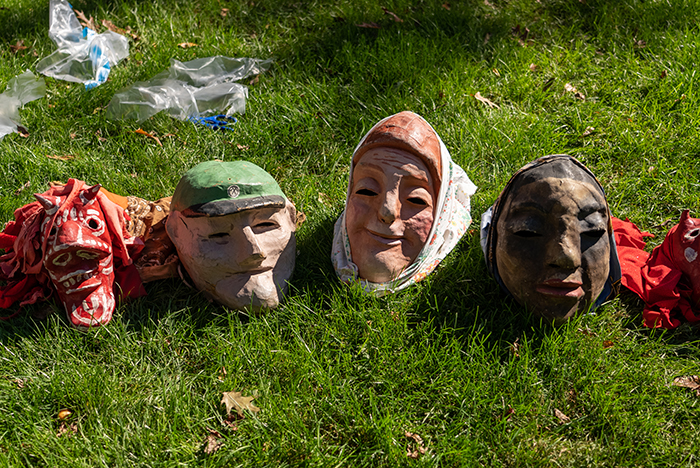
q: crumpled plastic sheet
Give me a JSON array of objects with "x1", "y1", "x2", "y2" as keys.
[
  {"x1": 36, "y1": 0, "x2": 129, "y2": 90},
  {"x1": 0, "y1": 71, "x2": 46, "y2": 141},
  {"x1": 106, "y1": 56, "x2": 272, "y2": 123}
]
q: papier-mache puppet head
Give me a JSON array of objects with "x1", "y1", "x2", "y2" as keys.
[
  {"x1": 331, "y1": 111, "x2": 476, "y2": 295},
  {"x1": 0, "y1": 179, "x2": 143, "y2": 329},
  {"x1": 481, "y1": 155, "x2": 621, "y2": 324},
  {"x1": 165, "y1": 160, "x2": 298, "y2": 312}
]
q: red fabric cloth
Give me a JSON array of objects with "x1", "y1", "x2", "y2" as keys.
[
  {"x1": 613, "y1": 213, "x2": 700, "y2": 329},
  {"x1": 0, "y1": 180, "x2": 146, "y2": 320},
  {"x1": 612, "y1": 217, "x2": 653, "y2": 298}
]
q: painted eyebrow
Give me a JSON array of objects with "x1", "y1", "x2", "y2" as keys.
[
  {"x1": 507, "y1": 201, "x2": 547, "y2": 214},
  {"x1": 578, "y1": 203, "x2": 607, "y2": 219},
  {"x1": 356, "y1": 162, "x2": 430, "y2": 183}
]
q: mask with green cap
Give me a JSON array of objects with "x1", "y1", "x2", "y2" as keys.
[{"x1": 166, "y1": 160, "x2": 298, "y2": 311}]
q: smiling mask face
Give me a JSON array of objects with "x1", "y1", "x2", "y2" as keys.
[
  {"x1": 494, "y1": 167, "x2": 611, "y2": 324},
  {"x1": 346, "y1": 147, "x2": 436, "y2": 283}
]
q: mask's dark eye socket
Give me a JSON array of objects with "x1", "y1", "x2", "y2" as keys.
[
  {"x1": 255, "y1": 222, "x2": 277, "y2": 229},
  {"x1": 582, "y1": 229, "x2": 606, "y2": 240},
  {"x1": 687, "y1": 229, "x2": 700, "y2": 238},
  {"x1": 407, "y1": 197, "x2": 428, "y2": 206},
  {"x1": 356, "y1": 188, "x2": 377, "y2": 196},
  {"x1": 88, "y1": 219, "x2": 99, "y2": 229},
  {"x1": 208, "y1": 232, "x2": 229, "y2": 239},
  {"x1": 514, "y1": 230, "x2": 541, "y2": 238},
  {"x1": 49, "y1": 227, "x2": 57, "y2": 236}
]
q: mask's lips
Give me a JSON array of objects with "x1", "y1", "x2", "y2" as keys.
[
  {"x1": 367, "y1": 229, "x2": 403, "y2": 246},
  {"x1": 536, "y1": 279, "x2": 584, "y2": 298}
]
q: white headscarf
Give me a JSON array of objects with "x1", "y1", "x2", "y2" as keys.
[{"x1": 331, "y1": 113, "x2": 477, "y2": 296}]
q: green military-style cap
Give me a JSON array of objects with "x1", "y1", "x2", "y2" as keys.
[{"x1": 171, "y1": 160, "x2": 287, "y2": 216}]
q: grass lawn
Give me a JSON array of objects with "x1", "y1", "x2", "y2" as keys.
[{"x1": 1, "y1": 0, "x2": 700, "y2": 465}]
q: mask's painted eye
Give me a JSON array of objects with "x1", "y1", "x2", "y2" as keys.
[
  {"x1": 255, "y1": 222, "x2": 277, "y2": 229},
  {"x1": 88, "y1": 219, "x2": 99, "y2": 229},
  {"x1": 356, "y1": 188, "x2": 377, "y2": 196},
  {"x1": 582, "y1": 229, "x2": 605, "y2": 239},
  {"x1": 208, "y1": 232, "x2": 229, "y2": 239},
  {"x1": 84, "y1": 215, "x2": 105, "y2": 235},
  {"x1": 407, "y1": 197, "x2": 428, "y2": 206},
  {"x1": 50, "y1": 227, "x2": 57, "y2": 236},
  {"x1": 687, "y1": 229, "x2": 700, "y2": 238},
  {"x1": 514, "y1": 230, "x2": 541, "y2": 238}
]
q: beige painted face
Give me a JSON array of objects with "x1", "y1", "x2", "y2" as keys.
[
  {"x1": 495, "y1": 177, "x2": 610, "y2": 324},
  {"x1": 346, "y1": 147, "x2": 436, "y2": 283},
  {"x1": 166, "y1": 202, "x2": 296, "y2": 311}
]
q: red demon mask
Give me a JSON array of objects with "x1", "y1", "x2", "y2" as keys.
[{"x1": 35, "y1": 183, "x2": 116, "y2": 329}]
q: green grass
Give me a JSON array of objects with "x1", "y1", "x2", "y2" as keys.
[{"x1": 2, "y1": 0, "x2": 700, "y2": 466}]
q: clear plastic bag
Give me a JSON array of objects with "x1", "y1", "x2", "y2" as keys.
[
  {"x1": 36, "y1": 0, "x2": 129, "y2": 89},
  {"x1": 0, "y1": 71, "x2": 46, "y2": 141},
  {"x1": 106, "y1": 56, "x2": 271, "y2": 123}
]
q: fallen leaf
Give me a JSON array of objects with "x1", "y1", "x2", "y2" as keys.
[
  {"x1": 221, "y1": 391, "x2": 260, "y2": 417},
  {"x1": 381, "y1": 6, "x2": 403, "y2": 22},
  {"x1": 356, "y1": 22, "x2": 380, "y2": 29},
  {"x1": 564, "y1": 83, "x2": 585, "y2": 100},
  {"x1": 178, "y1": 42, "x2": 198, "y2": 48},
  {"x1": 603, "y1": 340, "x2": 614, "y2": 349},
  {"x1": 220, "y1": 8, "x2": 229, "y2": 17},
  {"x1": 634, "y1": 39, "x2": 647, "y2": 49},
  {"x1": 318, "y1": 192, "x2": 332, "y2": 206},
  {"x1": 134, "y1": 128, "x2": 162, "y2": 147},
  {"x1": 492, "y1": 68, "x2": 500, "y2": 77},
  {"x1": 75, "y1": 10, "x2": 98, "y2": 31},
  {"x1": 484, "y1": 0, "x2": 495, "y2": 8},
  {"x1": 554, "y1": 408, "x2": 570, "y2": 423},
  {"x1": 442, "y1": 2, "x2": 451, "y2": 10},
  {"x1": 511, "y1": 24, "x2": 530, "y2": 47},
  {"x1": 295, "y1": 210, "x2": 306, "y2": 229},
  {"x1": 222, "y1": 413, "x2": 240, "y2": 430},
  {"x1": 11, "y1": 379, "x2": 26, "y2": 388},
  {"x1": 249, "y1": 75, "x2": 260, "y2": 85},
  {"x1": 13, "y1": 181, "x2": 30, "y2": 196},
  {"x1": 101, "y1": 19, "x2": 127, "y2": 36},
  {"x1": 17, "y1": 126, "x2": 29, "y2": 138},
  {"x1": 672, "y1": 375, "x2": 700, "y2": 394},
  {"x1": 95, "y1": 130, "x2": 107, "y2": 142},
  {"x1": 92, "y1": 107, "x2": 103, "y2": 114},
  {"x1": 509, "y1": 337, "x2": 520, "y2": 358},
  {"x1": 130, "y1": 173, "x2": 138, "y2": 178},
  {"x1": 529, "y1": 63, "x2": 538, "y2": 72},
  {"x1": 581, "y1": 126, "x2": 595, "y2": 137},
  {"x1": 56, "y1": 421, "x2": 77, "y2": 437},
  {"x1": 58, "y1": 409, "x2": 72, "y2": 420},
  {"x1": 474, "y1": 91, "x2": 500, "y2": 109},
  {"x1": 484, "y1": 33, "x2": 491, "y2": 44},
  {"x1": 578, "y1": 327, "x2": 597, "y2": 337},
  {"x1": 46, "y1": 154, "x2": 76, "y2": 161},
  {"x1": 10, "y1": 40, "x2": 28, "y2": 54},
  {"x1": 218, "y1": 367, "x2": 227, "y2": 381},
  {"x1": 236, "y1": 144, "x2": 249, "y2": 150},
  {"x1": 203, "y1": 428, "x2": 224, "y2": 454},
  {"x1": 405, "y1": 431, "x2": 427, "y2": 459},
  {"x1": 660, "y1": 70, "x2": 667, "y2": 79}
]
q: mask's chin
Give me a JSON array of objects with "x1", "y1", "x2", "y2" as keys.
[
  {"x1": 212, "y1": 269, "x2": 290, "y2": 312},
  {"x1": 60, "y1": 281, "x2": 116, "y2": 330}
]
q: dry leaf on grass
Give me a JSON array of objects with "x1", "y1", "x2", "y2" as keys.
[
  {"x1": 46, "y1": 154, "x2": 76, "y2": 161},
  {"x1": 57, "y1": 421, "x2": 77, "y2": 437},
  {"x1": 474, "y1": 92, "x2": 500, "y2": 109},
  {"x1": 10, "y1": 40, "x2": 28, "y2": 54},
  {"x1": 509, "y1": 337, "x2": 521, "y2": 358},
  {"x1": 581, "y1": 126, "x2": 595, "y2": 137},
  {"x1": 603, "y1": 340, "x2": 614, "y2": 349},
  {"x1": 564, "y1": 83, "x2": 585, "y2": 100},
  {"x1": 529, "y1": 63, "x2": 538, "y2": 72},
  {"x1": 203, "y1": 428, "x2": 224, "y2": 454},
  {"x1": 11, "y1": 379, "x2": 26, "y2": 388},
  {"x1": 178, "y1": 42, "x2": 198, "y2": 48},
  {"x1": 221, "y1": 391, "x2": 260, "y2": 417},
  {"x1": 221, "y1": 8, "x2": 229, "y2": 17},
  {"x1": 75, "y1": 10, "x2": 98, "y2": 32},
  {"x1": 17, "y1": 126, "x2": 29, "y2": 138},
  {"x1": 405, "y1": 431, "x2": 427, "y2": 459},
  {"x1": 134, "y1": 128, "x2": 162, "y2": 147},
  {"x1": 381, "y1": 7, "x2": 403, "y2": 22},
  {"x1": 13, "y1": 181, "x2": 30, "y2": 196},
  {"x1": 442, "y1": 3, "x2": 451, "y2": 10},
  {"x1": 236, "y1": 144, "x2": 249, "y2": 150},
  {"x1": 554, "y1": 408, "x2": 570, "y2": 423},
  {"x1": 672, "y1": 376, "x2": 700, "y2": 396},
  {"x1": 356, "y1": 22, "x2": 380, "y2": 29},
  {"x1": 58, "y1": 409, "x2": 72, "y2": 420}
]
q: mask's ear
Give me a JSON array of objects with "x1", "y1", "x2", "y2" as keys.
[
  {"x1": 285, "y1": 200, "x2": 299, "y2": 232},
  {"x1": 165, "y1": 210, "x2": 187, "y2": 244}
]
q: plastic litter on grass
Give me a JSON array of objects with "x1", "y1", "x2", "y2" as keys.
[
  {"x1": 0, "y1": 71, "x2": 46, "y2": 141},
  {"x1": 36, "y1": 0, "x2": 129, "y2": 90},
  {"x1": 106, "y1": 56, "x2": 272, "y2": 123}
]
